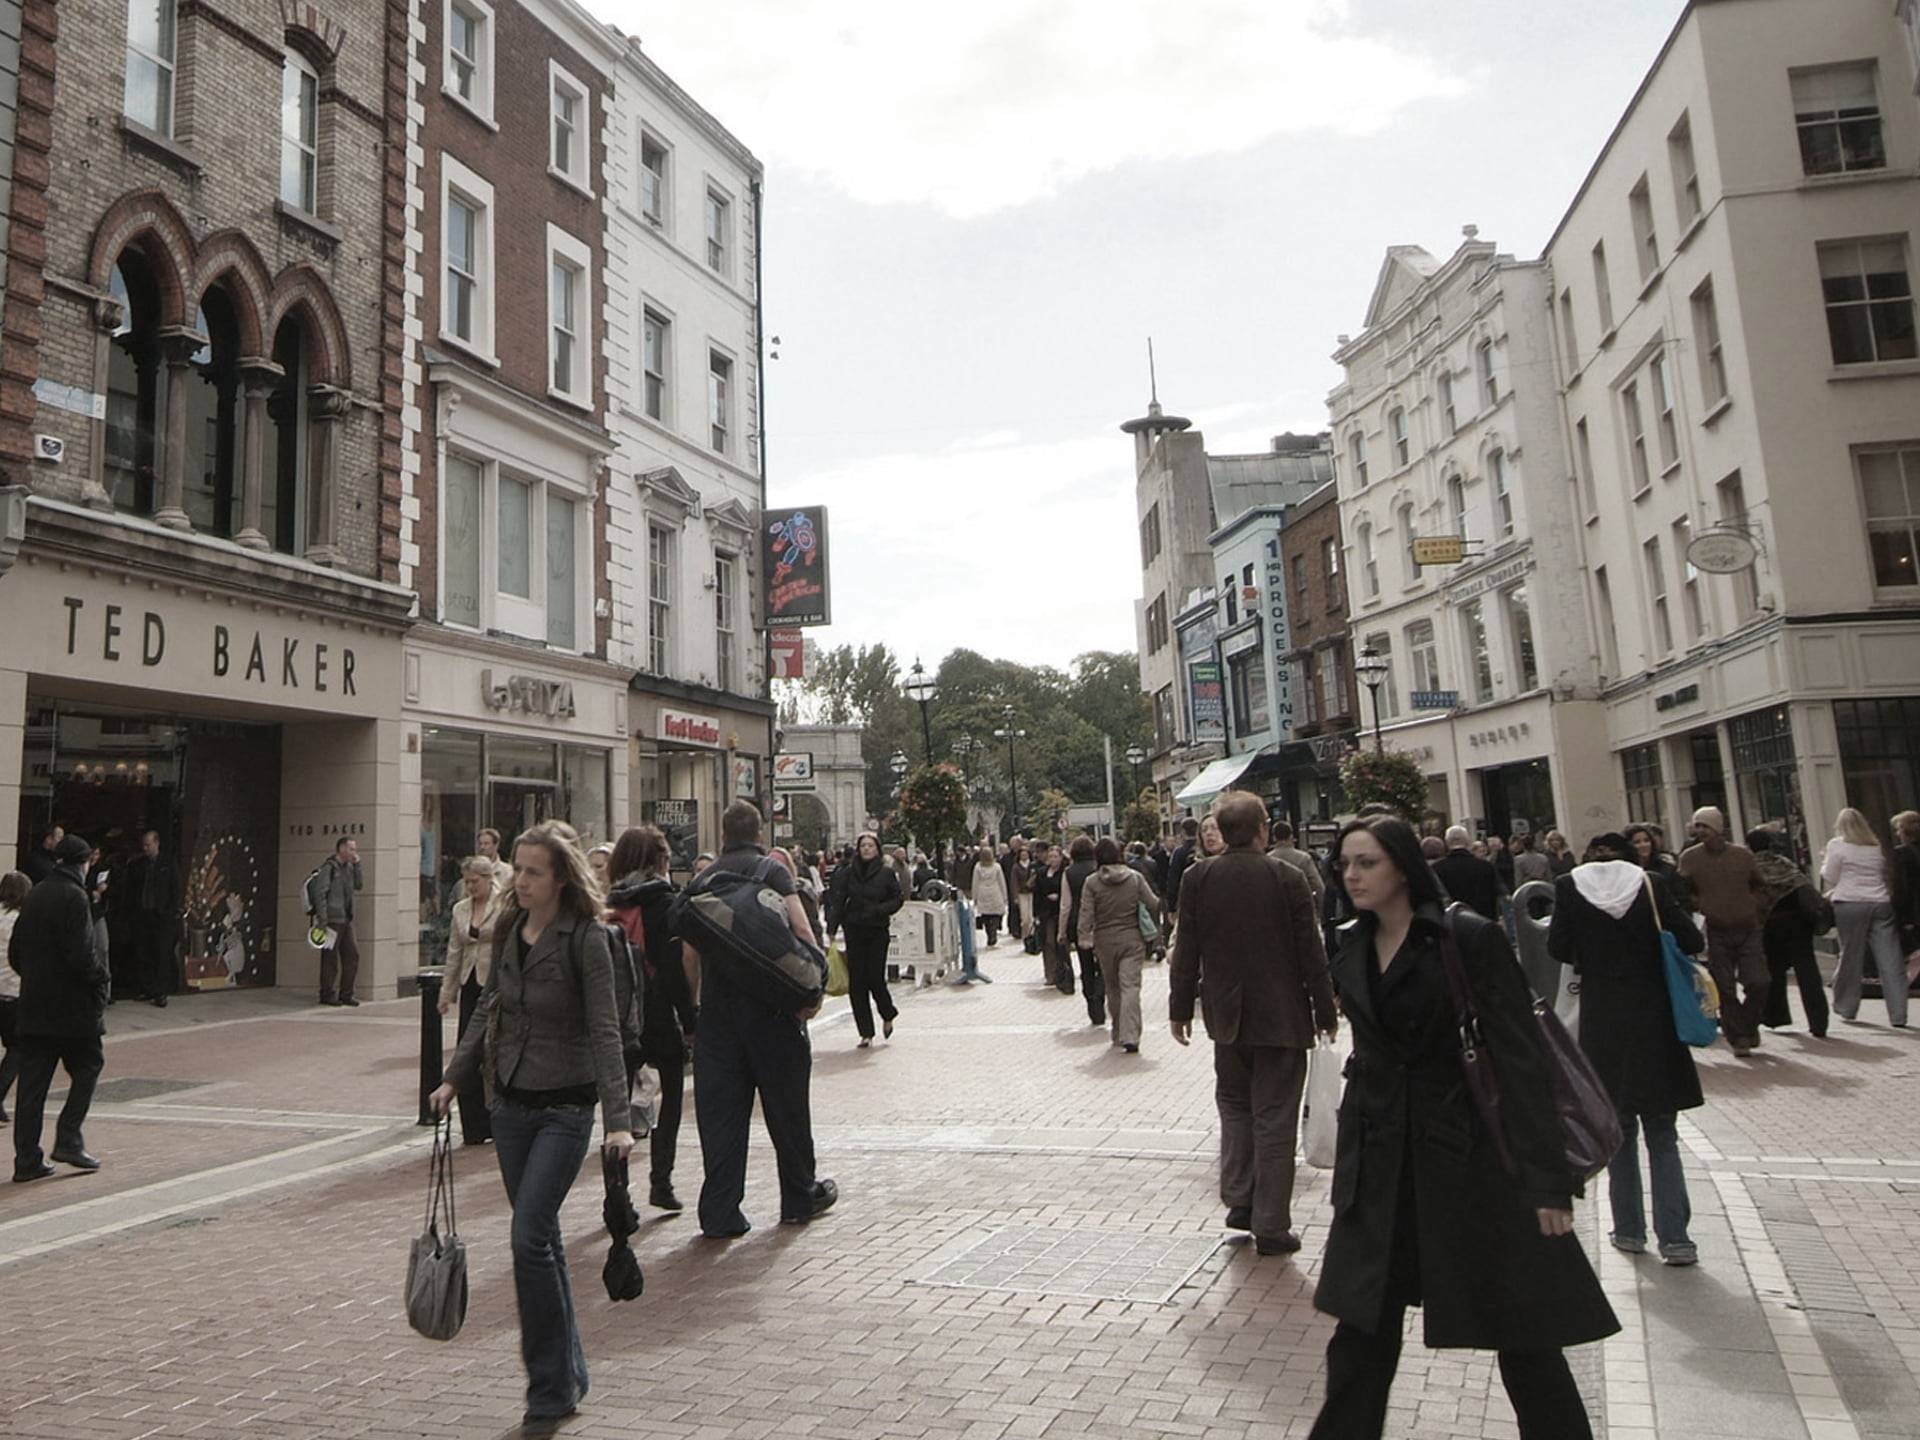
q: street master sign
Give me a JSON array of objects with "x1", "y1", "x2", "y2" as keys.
[{"x1": 763, "y1": 507, "x2": 831, "y2": 627}]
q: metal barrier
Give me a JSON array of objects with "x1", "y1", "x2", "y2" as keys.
[{"x1": 417, "y1": 969, "x2": 444, "y2": 1126}]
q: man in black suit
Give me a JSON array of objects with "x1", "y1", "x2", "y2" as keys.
[
  {"x1": 121, "y1": 830, "x2": 181, "y2": 1007},
  {"x1": 1432, "y1": 825, "x2": 1504, "y2": 920}
]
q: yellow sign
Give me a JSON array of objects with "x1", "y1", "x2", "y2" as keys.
[{"x1": 1411, "y1": 535, "x2": 1465, "y2": 566}]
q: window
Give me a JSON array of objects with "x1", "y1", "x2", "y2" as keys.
[
  {"x1": 546, "y1": 226, "x2": 590, "y2": 404},
  {"x1": 1152, "y1": 685, "x2": 1176, "y2": 752},
  {"x1": 1623, "y1": 381, "x2": 1650, "y2": 493},
  {"x1": 1621, "y1": 743, "x2": 1665, "y2": 833},
  {"x1": 1489, "y1": 448, "x2": 1512, "y2": 537},
  {"x1": 125, "y1": 0, "x2": 176, "y2": 133},
  {"x1": 1644, "y1": 535, "x2": 1672, "y2": 654},
  {"x1": 1630, "y1": 177, "x2": 1659, "y2": 281},
  {"x1": 441, "y1": 157, "x2": 495, "y2": 358},
  {"x1": 1792, "y1": 63, "x2": 1885, "y2": 176},
  {"x1": 641, "y1": 308, "x2": 669, "y2": 421},
  {"x1": 1718, "y1": 472, "x2": 1760, "y2": 618},
  {"x1": 1592, "y1": 241, "x2": 1615, "y2": 332},
  {"x1": 1358, "y1": 523, "x2": 1378, "y2": 598},
  {"x1": 1321, "y1": 644, "x2": 1347, "y2": 720},
  {"x1": 704, "y1": 188, "x2": 731, "y2": 274},
  {"x1": 1439, "y1": 370, "x2": 1456, "y2": 432},
  {"x1": 1348, "y1": 429, "x2": 1368, "y2": 489},
  {"x1": 1477, "y1": 339, "x2": 1499, "y2": 408},
  {"x1": 1674, "y1": 517, "x2": 1704, "y2": 641},
  {"x1": 1858, "y1": 444, "x2": 1920, "y2": 591},
  {"x1": 1322, "y1": 537, "x2": 1342, "y2": 610},
  {"x1": 1293, "y1": 555, "x2": 1310, "y2": 622},
  {"x1": 444, "y1": 0, "x2": 493, "y2": 121},
  {"x1": 442, "y1": 454, "x2": 482, "y2": 627},
  {"x1": 1650, "y1": 354, "x2": 1678, "y2": 469},
  {"x1": 1364, "y1": 633, "x2": 1399, "y2": 720},
  {"x1": 280, "y1": 50, "x2": 319, "y2": 212},
  {"x1": 1139, "y1": 503, "x2": 1163, "y2": 567},
  {"x1": 1222, "y1": 576, "x2": 1238, "y2": 628},
  {"x1": 1594, "y1": 565, "x2": 1621, "y2": 674},
  {"x1": 498, "y1": 473, "x2": 531, "y2": 599},
  {"x1": 1145, "y1": 594, "x2": 1169, "y2": 654},
  {"x1": 1447, "y1": 472, "x2": 1468, "y2": 541},
  {"x1": 648, "y1": 524, "x2": 674, "y2": 673},
  {"x1": 549, "y1": 63, "x2": 588, "y2": 189},
  {"x1": 715, "y1": 551, "x2": 737, "y2": 688},
  {"x1": 1575, "y1": 418, "x2": 1597, "y2": 516},
  {"x1": 1504, "y1": 585, "x2": 1539, "y2": 692},
  {"x1": 1461, "y1": 599, "x2": 1493, "y2": 703},
  {"x1": 438, "y1": 459, "x2": 583, "y2": 647},
  {"x1": 546, "y1": 493, "x2": 576, "y2": 649},
  {"x1": 1559, "y1": 290, "x2": 1578, "y2": 374},
  {"x1": 639, "y1": 133, "x2": 669, "y2": 226},
  {"x1": 1398, "y1": 503, "x2": 1417, "y2": 583},
  {"x1": 1669, "y1": 114, "x2": 1701, "y2": 224},
  {"x1": 1302, "y1": 651, "x2": 1321, "y2": 724},
  {"x1": 1407, "y1": 619, "x2": 1440, "y2": 694},
  {"x1": 1691, "y1": 280, "x2": 1727, "y2": 406},
  {"x1": 1389, "y1": 407, "x2": 1409, "y2": 467},
  {"x1": 707, "y1": 350, "x2": 733, "y2": 454},
  {"x1": 1820, "y1": 239, "x2": 1916, "y2": 365},
  {"x1": 1229, "y1": 649, "x2": 1269, "y2": 739}
]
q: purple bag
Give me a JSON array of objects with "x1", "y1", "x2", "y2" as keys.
[{"x1": 1438, "y1": 907, "x2": 1623, "y2": 1183}]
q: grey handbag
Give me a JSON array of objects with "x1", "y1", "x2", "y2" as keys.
[{"x1": 405, "y1": 1116, "x2": 469, "y2": 1341}]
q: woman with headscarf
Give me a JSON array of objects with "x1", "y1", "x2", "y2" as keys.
[
  {"x1": 1749, "y1": 829, "x2": 1830, "y2": 1039},
  {"x1": 824, "y1": 833, "x2": 904, "y2": 1048},
  {"x1": 1548, "y1": 833, "x2": 1704, "y2": 1264}
]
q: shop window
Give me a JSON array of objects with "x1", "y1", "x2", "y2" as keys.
[
  {"x1": 562, "y1": 745, "x2": 610, "y2": 845},
  {"x1": 125, "y1": 0, "x2": 176, "y2": 135},
  {"x1": 1836, "y1": 696, "x2": 1920, "y2": 834},
  {"x1": 1730, "y1": 705, "x2": 1804, "y2": 860},
  {"x1": 418, "y1": 726, "x2": 483, "y2": 965},
  {"x1": 1620, "y1": 742, "x2": 1664, "y2": 834}
]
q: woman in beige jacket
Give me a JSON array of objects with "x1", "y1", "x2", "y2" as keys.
[
  {"x1": 1077, "y1": 836, "x2": 1158, "y2": 1053},
  {"x1": 439, "y1": 856, "x2": 505, "y2": 1144}
]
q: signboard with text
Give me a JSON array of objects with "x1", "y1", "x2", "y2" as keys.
[
  {"x1": 659, "y1": 707, "x2": 723, "y2": 747},
  {"x1": 1411, "y1": 690, "x2": 1460, "y2": 710},
  {"x1": 762, "y1": 507, "x2": 831, "y2": 627},
  {"x1": 1261, "y1": 541, "x2": 1296, "y2": 745},
  {"x1": 769, "y1": 628, "x2": 806, "y2": 679},
  {"x1": 1187, "y1": 660, "x2": 1225, "y2": 742},
  {"x1": 646, "y1": 799, "x2": 700, "y2": 870},
  {"x1": 772, "y1": 752, "x2": 816, "y2": 790},
  {"x1": 1412, "y1": 536, "x2": 1465, "y2": 566}
]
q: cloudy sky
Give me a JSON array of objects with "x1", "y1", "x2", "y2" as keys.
[{"x1": 598, "y1": 0, "x2": 1684, "y2": 671}]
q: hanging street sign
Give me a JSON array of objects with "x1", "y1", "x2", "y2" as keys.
[
  {"x1": 1686, "y1": 529, "x2": 1759, "y2": 574},
  {"x1": 1412, "y1": 536, "x2": 1466, "y2": 566}
]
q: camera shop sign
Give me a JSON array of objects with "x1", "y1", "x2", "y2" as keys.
[{"x1": 480, "y1": 668, "x2": 577, "y2": 719}]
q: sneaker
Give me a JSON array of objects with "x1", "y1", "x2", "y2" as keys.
[
  {"x1": 1609, "y1": 1234, "x2": 1647, "y2": 1255},
  {"x1": 1659, "y1": 1242, "x2": 1699, "y2": 1267}
]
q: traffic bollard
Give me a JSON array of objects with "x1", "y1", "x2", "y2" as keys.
[{"x1": 418, "y1": 969, "x2": 444, "y2": 1127}]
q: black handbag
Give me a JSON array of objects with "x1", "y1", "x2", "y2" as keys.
[
  {"x1": 601, "y1": 1151, "x2": 644, "y2": 1302},
  {"x1": 405, "y1": 1116, "x2": 469, "y2": 1340},
  {"x1": 1437, "y1": 907, "x2": 1623, "y2": 1184}
]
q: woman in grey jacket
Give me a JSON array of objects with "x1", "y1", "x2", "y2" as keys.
[
  {"x1": 430, "y1": 821, "x2": 632, "y2": 1428},
  {"x1": 1077, "y1": 837, "x2": 1156, "y2": 1052}
]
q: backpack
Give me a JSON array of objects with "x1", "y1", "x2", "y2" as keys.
[
  {"x1": 670, "y1": 856, "x2": 826, "y2": 1011},
  {"x1": 573, "y1": 919, "x2": 645, "y2": 1070},
  {"x1": 302, "y1": 863, "x2": 326, "y2": 919}
]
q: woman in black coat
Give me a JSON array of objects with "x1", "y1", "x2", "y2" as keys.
[
  {"x1": 824, "y1": 833, "x2": 904, "y2": 1049},
  {"x1": 1547, "y1": 834, "x2": 1705, "y2": 1265},
  {"x1": 1311, "y1": 817, "x2": 1614, "y2": 1440}
]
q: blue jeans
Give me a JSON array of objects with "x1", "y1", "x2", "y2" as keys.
[
  {"x1": 490, "y1": 1100, "x2": 594, "y2": 1418},
  {"x1": 1609, "y1": 1110, "x2": 1691, "y2": 1249}
]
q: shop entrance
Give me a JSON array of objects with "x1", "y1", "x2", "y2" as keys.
[{"x1": 1478, "y1": 758, "x2": 1556, "y2": 840}]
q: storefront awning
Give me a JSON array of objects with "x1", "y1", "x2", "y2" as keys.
[{"x1": 1174, "y1": 749, "x2": 1263, "y2": 807}]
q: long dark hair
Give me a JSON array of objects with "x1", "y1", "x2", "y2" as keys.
[
  {"x1": 608, "y1": 824, "x2": 668, "y2": 883},
  {"x1": 1330, "y1": 815, "x2": 1445, "y2": 914}
]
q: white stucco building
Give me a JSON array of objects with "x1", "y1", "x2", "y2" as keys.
[
  {"x1": 602, "y1": 38, "x2": 774, "y2": 863},
  {"x1": 1327, "y1": 237, "x2": 1611, "y2": 838},
  {"x1": 1543, "y1": 0, "x2": 1920, "y2": 857}
]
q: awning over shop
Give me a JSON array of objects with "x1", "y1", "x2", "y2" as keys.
[{"x1": 1174, "y1": 749, "x2": 1262, "y2": 807}]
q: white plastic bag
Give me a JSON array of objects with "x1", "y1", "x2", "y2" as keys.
[
  {"x1": 1301, "y1": 1034, "x2": 1349, "y2": 1169},
  {"x1": 1554, "y1": 970, "x2": 1581, "y2": 1040}
]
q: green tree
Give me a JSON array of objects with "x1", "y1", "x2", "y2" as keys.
[
  {"x1": 1338, "y1": 748, "x2": 1429, "y2": 822},
  {"x1": 1024, "y1": 786, "x2": 1074, "y2": 844},
  {"x1": 1121, "y1": 788, "x2": 1160, "y2": 843},
  {"x1": 899, "y1": 764, "x2": 967, "y2": 859}
]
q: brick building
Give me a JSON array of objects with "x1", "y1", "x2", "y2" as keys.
[
  {"x1": 1275, "y1": 481, "x2": 1360, "y2": 829},
  {"x1": 1, "y1": 0, "x2": 417, "y2": 1001},
  {"x1": 0, "y1": 0, "x2": 54, "y2": 507}
]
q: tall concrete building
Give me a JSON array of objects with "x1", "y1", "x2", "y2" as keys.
[
  {"x1": 1544, "y1": 0, "x2": 1920, "y2": 856},
  {"x1": 1328, "y1": 235, "x2": 1609, "y2": 838}
]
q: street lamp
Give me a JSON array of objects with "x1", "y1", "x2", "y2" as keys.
[
  {"x1": 993, "y1": 704, "x2": 1027, "y2": 842},
  {"x1": 902, "y1": 658, "x2": 937, "y2": 763},
  {"x1": 889, "y1": 749, "x2": 909, "y2": 783},
  {"x1": 1354, "y1": 645, "x2": 1391, "y2": 755},
  {"x1": 1124, "y1": 743, "x2": 1146, "y2": 797}
]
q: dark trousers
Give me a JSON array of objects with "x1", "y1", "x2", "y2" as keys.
[
  {"x1": 320, "y1": 922, "x2": 360, "y2": 1002},
  {"x1": 1072, "y1": 946, "x2": 1105, "y2": 1023},
  {"x1": 12, "y1": 1033, "x2": 106, "y2": 1173},
  {"x1": 1761, "y1": 919, "x2": 1829, "y2": 1036},
  {"x1": 1038, "y1": 912, "x2": 1065, "y2": 986},
  {"x1": 453, "y1": 975, "x2": 491, "y2": 1144},
  {"x1": 135, "y1": 914, "x2": 176, "y2": 998},
  {"x1": 1310, "y1": 1308, "x2": 1591, "y2": 1439},
  {"x1": 649, "y1": 1050, "x2": 685, "y2": 1187},
  {"x1": 694, "y1": 976, "x2": 818, "y2": 1234},
  {"x1": 489, "y1": 1098, "x2": 594, "y2": 1420},
  {"x1": 844, "y1": 928, "x2": 897, "y2": 1041},
  {"x1": 980, "y1": 913, "x2": 1002, "y2": 946},
  {"x1": 1704, "y1": 923, "x2": 1768, "y2": 1048},
  {"x1": 1215, "y1": 1042, "x2": 1308, "y2": 1237},
  {"x1": 0, "y1": 998, "x2": 18, "y2": 1110}
]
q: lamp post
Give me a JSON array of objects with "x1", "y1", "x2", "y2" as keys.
[
  {"x1": 992, "y1": 704, "x2": 1027, "y2": 843},
  {"x1": 1354, "y1": 645, "x2": 1391, "y2": 755},
  {"x1": 1124, "y1": 743, "x2": 1146, "y2": 798},
  {"x1": 902, "y1": 658, "x2": 937, "y2": 764}
]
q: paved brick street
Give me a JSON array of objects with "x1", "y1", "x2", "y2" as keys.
[{"x1": 4, "y1": 949, "x2": 1920, "y2": 1439}]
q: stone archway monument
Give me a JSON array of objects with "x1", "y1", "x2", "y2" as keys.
[{"x1": 773, "y1": 724, "x2": 867, "y2": 853}]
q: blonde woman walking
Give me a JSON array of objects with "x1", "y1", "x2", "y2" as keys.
[
  {"x1": 439, "y1": 856, "x2": 507, "y2": 1145},
  {"x1": 1823, "y1": 808, "x2": 1907, "y2": 1027},
  {"x1": 969, "y1": 844, "x2": 1009, "y2": 948}
]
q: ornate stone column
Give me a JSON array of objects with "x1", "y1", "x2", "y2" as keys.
[
  {"x1": 304, "y1": 385, "x2": 350, "y2": 566},
  {"x1": 153, "y1": 327, "x2": 205, "y2": 532},
  {"x1": 233, "y1": 357, "x2": 284, "y2": 551}
]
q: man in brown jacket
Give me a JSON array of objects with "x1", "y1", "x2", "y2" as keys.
[
  {"x1": 1170, "y1": 790, "x2": 1338, "y2": 1256},
  {"x1": 1677, "y1": 805, "x2": 1772, "y2": 1056}
]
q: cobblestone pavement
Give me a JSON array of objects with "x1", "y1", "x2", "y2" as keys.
[{"x1": 3, "y1": 946, "x2": 1918, "y2": 1438}]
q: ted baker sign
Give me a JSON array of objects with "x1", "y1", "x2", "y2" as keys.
[
  {"x1": 62, "y1": 594, "x2": 359, "y2": 695},
  {"x1": 659, "y1": 708, "x2": 723, "y2": 747}
]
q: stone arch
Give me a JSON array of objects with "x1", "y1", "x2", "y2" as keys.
[
  {"x1": 87, "y1": 189, "x2": 194, "y2": 328},
  {"x1": 267, "y1": 263, "x2": 353, "y2": 387},
  {"x1": 187, "y1": 230, "x2": 275, "y2": 357}
]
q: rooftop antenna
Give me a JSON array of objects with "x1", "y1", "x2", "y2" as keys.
[
  {"x1": 1121, "y1": 338, "x2": 1191, "y2": 436},
  {"x1": 1148, "y1": 337, "x2": 1160, "y2": 409}
]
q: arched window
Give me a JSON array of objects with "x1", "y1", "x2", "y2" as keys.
[
  {"x1": 1447, "y1": 472, "x2": 1468, "y2": 542},
  {"x1": 1389, "y1": 406, "x2": 1409, "y2": 467},
  {"x1": 1358, "y1": 521, "x2": 1379, "y2": 598},
  {"x1": 181, "y1": 286, "x2": 243, "y2": 537},
  {"x1": 281, "y1": 49, "x2": 320, "y2": 213},
  {"x1": 1398, "y1": 501, "x2": 1417, "y2": 582},
  {"x1": 264, "y1": 315, "x2": 311, "y2": 554},
  {"x1": 105, "y1": 252, "x2": 164, "y2": 515}
]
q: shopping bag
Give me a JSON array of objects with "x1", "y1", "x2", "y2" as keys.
[
  {"x1": 824, "y1": 943, "x2": 850, "y2": 998},
  {"x1": 1646, "y1": 877, "x2": 1718, "y2": 1047},
  {"x1": 405, "y1": 1117, "x2": 468, "y2": 1341},
  {"x1": 1301, "y1": 1034, "x2": 1348, "y2": 1169},
  {"x1": 1552, "y1": 970, "x2": 1581, "y2": 1040}
]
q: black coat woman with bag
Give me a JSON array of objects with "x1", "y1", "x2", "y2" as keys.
[
  {"x1": 824, "y1": 834, "x2": 904, "y2": 1048},
  {"x1": 1309, "y1": 817, "x2": 1615, "y2": 1440}
]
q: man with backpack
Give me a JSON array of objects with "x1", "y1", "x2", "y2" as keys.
[
  {"x1": 679, "y1": 801, "x2": 836, "y2": 1238},
  {"x1": 305, "y1": 837, "x2": 363, "y2": 1006}
]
